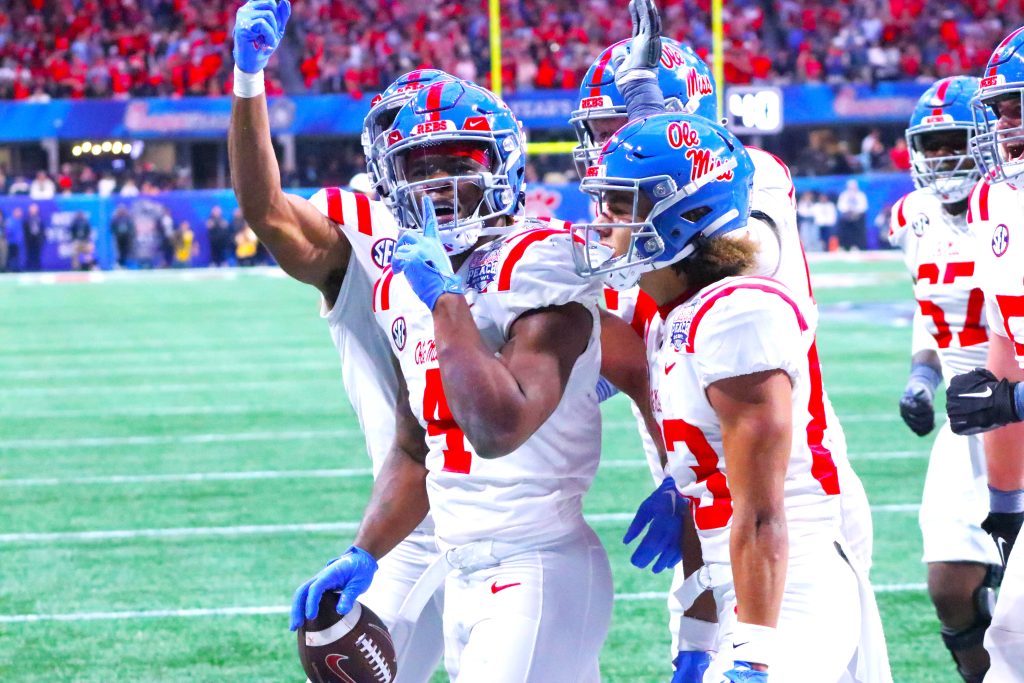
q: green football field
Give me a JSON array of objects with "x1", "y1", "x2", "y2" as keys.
[{"x1": 0, "y1": 255, "x2": 964, "y2": 682}]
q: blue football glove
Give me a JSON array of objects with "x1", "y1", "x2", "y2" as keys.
[
  {"x1": 672, "y1": 650, "x2": 711, "y2": 683},
  {"x1": 391, "y1": 197, "x2": 464, "y2": 311},
  {"x1": 722, "y1": 662, "x2": 768, "y2": 682},
  {"x1": 623, "y1": 476, "x2": 687, "y2": 573},
  {"x1": 288, "y1": 546, "x2": 378, "y2": 631},
  {"x1": 233, "y1": 0, "x2": 291, "y2": 74}
]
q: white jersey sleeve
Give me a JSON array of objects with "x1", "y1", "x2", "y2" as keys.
[
  {"x1": 689, "y1": 277, "x2": 810, "y2": 389},
  {"x1": 888, "y1": 194, "x2": 913, "y2": 250},
  {"x1": 308, "y1": 187, "x2": 400, "y2": 278},
  {"x1": 469, "y1": 227, "x2": 603, "y2": 340}
]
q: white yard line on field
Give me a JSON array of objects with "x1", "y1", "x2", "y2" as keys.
[
  {"x1": 0, "y1": 404, "x2": 338, "y2": 419},
  {"x1": 0, "y1": 428, "x2": 358, "y2": 450},
  {"x1": 0, "y1": 582, "x2": 929, "y2": 624},
  {"x1": 0, "y1": 451, "x2": 925, "y2": 486},
  {"x1": 0, "y1": 468, "x2": 374, "y2": 487},
  {"x1": 0, "y1": 378, "x2": 336, "y2": 397},
  {"x1": 0, "y1": 452, "x2": 924, "y2": 486},
  {"x1": 0, "y1": 361, "x2": 336, "y2": 380},
  {"x1": 0, "y1": 506, "x2": 918, "y2": 545}
]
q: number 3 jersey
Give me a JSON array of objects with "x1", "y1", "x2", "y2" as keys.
[
  {"x1": 890, "y1": 189, "x2": 989, "y2": 381},
  {"x1": 372, "y1": 219, "x2": 605, "y2": 550},
  {"x1": 966, "y1": 179, "x2": 1024, "y2": 367},
  {"x1": 650, "y1": 275, "x2": 844, "y2": 565}
]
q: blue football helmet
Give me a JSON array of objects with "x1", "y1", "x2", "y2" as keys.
[
  {"x1": 570, "y1": 38, "x2": 717, "y2": 177},
  {"x1": 362, "y1": 69, "x2": 457, "y2": 198},
  {"x1": 972, "y1": 26, "x2": 1024, "y2": 187},
  {"x1": 906, "y1": 76, "x2": 980, "y2": 203},
  {"x1": 570, "y1": 113, "x2": 754, "y2": 290},
  {"x1": 381, "y1": 80, "x2": 527, "y2": 255}
]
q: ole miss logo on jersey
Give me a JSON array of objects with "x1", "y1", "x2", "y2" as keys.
[
  {"x1": 993, "y1": 223, "x2": 1010, "y2": 257},
  {"x1": 372, "y1": 238, "x2": 396, "y2": 270}
]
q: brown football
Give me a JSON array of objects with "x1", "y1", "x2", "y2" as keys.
[{"x1": 297, "y1": 592, "x2": 397, "y2": 683}]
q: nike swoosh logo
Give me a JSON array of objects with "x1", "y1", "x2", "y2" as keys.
[
  {"x1": 961, "y1": 387, "x2": 993, "y2": 399},
  {"x1": 325, "y1": 654, "x2": 357, "y2": 683},
  {"x1": 490, "y1": 581, "x2": 521, "y2": 594},
  {"x1": 665, "y1": 363, "x2": 676, "y2": 374},
  {"x1": 997, "y1": 538, "x2": 1010, "y2": 566}
]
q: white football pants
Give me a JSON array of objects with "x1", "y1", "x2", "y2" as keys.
[
  {"x1": 702, "y1": 542, "x2": 864, "y2": 683},
  {"x1": 440, "y1": 523, "x2": 613, "y2": 683},
  {"x1": 985, "y1": 548, "x2": 1024, "y2": 682},
  {"x1": 919, "y1": 424, "x2": 1001, "y2": 565}
]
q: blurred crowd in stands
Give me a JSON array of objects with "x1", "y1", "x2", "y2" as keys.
[
  {"x1": 0, "y1": 162, "x2": 190, "y2": 197},
  {"x1": 1, "y1": 0, "x2": 1018, "y2": 101},
  {"x1": 0, "y1": 201, "x2": 268, "y2": 272}
]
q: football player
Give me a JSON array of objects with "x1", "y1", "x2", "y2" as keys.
[
  {"x1": 291, "y1": 79, "x2": 621, "y2": 681},
  {"x1": 229, "y1": 2, "x2": 450, "y2": 679},
  {"x1": 888, "y1": 76, "x2": 1002, "y2": 683},
  {"x1": 572, "y1": 111, "x2": 870, "y2": 682},
  {"x1": 945, "y1": 26, "x2": 1024, "y2": 679},
  {"x1": 570, "y1": 3, "x2": 878, "y2": 679}
]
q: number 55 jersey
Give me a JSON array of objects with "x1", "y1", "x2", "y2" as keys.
[
  {"x1": 890, "y1": 188, "x2": 999, "y2": 568},
  {"x1": 890, "y1": 189, "x2": 989, "y2": 381}
]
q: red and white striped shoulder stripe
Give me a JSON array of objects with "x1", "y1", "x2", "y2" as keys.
[{"x1": 323, "y1": 187, "x2": 374, "y2": 236}]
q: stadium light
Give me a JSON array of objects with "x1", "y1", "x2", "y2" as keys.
[
  {"x1": 81, "y1": 141, "x2": 92, "y2": 153},
  {"x1": 71, "y1": 145, "x2": 82, "y2": 157},
  {"x1": 92, "y1": 146, "x2": 102, "y2": 156},
  {"x1": 101, "y1": 141, "x2": 113, "y2": 152},
  {"x1": 124, "y1": 143, "x2": 133, "y2": 155},
  {"x1": 112, "y1": 141, "x2": 123, "y2": 154}
]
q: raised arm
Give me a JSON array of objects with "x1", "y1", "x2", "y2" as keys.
[{"x1": 229, "y1": 0, "x2": 350, "y2": 301}]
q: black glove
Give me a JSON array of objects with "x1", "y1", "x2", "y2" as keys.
[
  {"x1": 982, "y1": 511, "x2": 1024, "y2": 566},
  {"x1": 946, "y1": 368, "x2": 1021, "y2": 436},
  {"x1": 900, "y1": 388, "x2": 935, "y2": 436}
]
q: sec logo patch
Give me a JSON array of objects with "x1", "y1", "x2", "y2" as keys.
[
  {"x1": 372, "y1": 238, "x2": 396, "y2": 269},
  {"x1": 992, "y1": 224, "x2": 1009, "y2": 257},
  {"x1": 391, "y1": 316, "x2": 407, "y2": 351},
  {"x1": 912, "y1": 214, "x2": 929, "y2": 237}
]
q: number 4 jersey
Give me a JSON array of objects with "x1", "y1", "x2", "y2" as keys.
[
  {"x1": 371, "y1": 219, "x2": 605, "y2": 550},
  {"x1": 890, "y1": 189, "x2": 989, "y2": 381}
]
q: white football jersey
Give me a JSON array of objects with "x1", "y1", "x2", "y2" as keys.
[
  {"x1": 372, "y1": 219, "x2": 605, "y2": 549},
  {"x1": 604, "y1": 144, "x2": 817, "y2": 485},
  {"x1": 649, "y1": 275, "x2": 844, "y2": 564},
  {"x1": 966, "y1": 179, "x2": 1024, "y2": 368},
  {"x1": 890, "y1": 189, "x2": 989, "y2": 380},
  {"x1": 309, "y1": 188, "x2": 402, "y2": 475}
]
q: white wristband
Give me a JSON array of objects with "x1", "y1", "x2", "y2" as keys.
[
  {"x1": 233, "y1": 66, "x2": 265, "y2": 98},
  {"x1": 730, "y1": 621, "x2": 777, "y2": 669}
]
